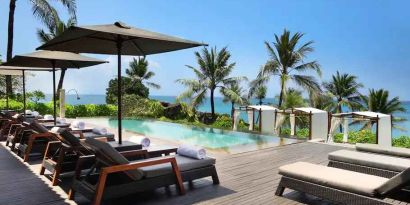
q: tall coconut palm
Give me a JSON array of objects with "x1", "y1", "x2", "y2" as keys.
[
  {"x1": 6, "y1": 0, "x2": 76, "y2": 93},
  {"x1": 177, "y1": 46, "x2": 243, "y2": 118},
  {"x1": 126, "y1": 57, "x2": 160, "y2": 91},
  {"x1": 360, "y1": 89, "x2": 406, "y2": 129},
  {"x1": 37, "y1": 15, "x2": 77, "y2": 98},
  {"x1": 257, "y1": 29, "x2": 321, "y2": 108},
  {"x1": 221, "y1": 80, "x2": 248, "y2": 117},
  {"x1": 323, "y1": 71, "x2": 363, "y2": 113}
]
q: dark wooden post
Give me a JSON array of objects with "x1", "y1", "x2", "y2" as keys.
[
  {"x1": 231, "y1": 108, "x2": 235, "y2": 129},
  {"x1": 259, "y1": 108, "x2": 262, "y2": 132},
  {"x1": 252, "y1": 108, "x2": 255, "y2": 131},
  {"x1": 309, "y1": 111, "x2": 313, "y2": 140},
  {"x1": 327, "y1": 112, "x2": 332, "y2": 141}
]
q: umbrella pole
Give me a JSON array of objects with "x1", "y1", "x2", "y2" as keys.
[
  {"x1": 23, "y1": 70, "x2": 26, "y2": 116},
  {"x1": 52, "y1": 61, "x2": 57, "y2": 125},
  {"x1": 6, "y1": 92, "x2": 9, "y2": 111},
  {"x1": 117, "y1": 39, "x2": 123, "y2": 144}
]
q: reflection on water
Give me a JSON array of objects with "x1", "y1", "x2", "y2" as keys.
[{"x1": 108, "y1": 119, "x2": 300, "y2": 153}]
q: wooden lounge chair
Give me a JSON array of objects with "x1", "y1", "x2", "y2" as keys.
[
  {"x1": 275, "y1": 162, "x2": 410, "y2": 205},
  {"x1": 17, "y1": 121, "x2": 59, "y2": 162},
  {"x1": 69, "y1": 138, "x2": 219, "y2": 205},
  {"x1": 328, "y1": 150, "x2": 410, "y2": 178},
  {"x1": 40, "y1": 129, "x2": 139, "y2": 186}
]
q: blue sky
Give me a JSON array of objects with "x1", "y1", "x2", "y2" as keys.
[{"x1": 1, "y1": 0, "x2": 410, "y2": 99}]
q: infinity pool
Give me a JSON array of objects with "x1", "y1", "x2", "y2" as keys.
[{"x1": 107, "y1": 119, "x2": 300, "y2": 153}]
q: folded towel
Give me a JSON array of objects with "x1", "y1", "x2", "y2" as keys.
[
  {"x1": 177, "y1": 144, "x2": 206, "y2": 159},
  {"x1": 92, "y1": 127, "x2": 108, "y2": 135},
  {"x1": 129, "y1": 135, "x2": 150, "y2": 147},
  {"x1": 31, "y1": 111, "x2": 39, "y2": 117},
  {"x1": 25, "y1": 110, "x2": 32, "y2": 115},
  {"x1": 57, "y1": 118, "x2": 66, "y2": 124},
  {"x1": 43, "y1": 114, "x2": 54, "y2": 120},
  {"x1": 71, "y1": 120, "x2": 85, "y2": 129},
  {"x1": 50, "y1": 127, "x2": 62, "y2": 134}
]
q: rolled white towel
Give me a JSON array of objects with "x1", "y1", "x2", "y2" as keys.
[
  {"x1": 71, "y1": 120, "x2": 85, "y2": 129},
  {"x1": 92, "y1": 127, "x2": 108, "y2": 135},
  {"x1": 44, "y1": 114, "x2": 54, "y2": 120},
  {"x1": 57, "y1": 118, "x2": 66, "y2": 124},
  {"x1": 129, "y1": 135, "x2": 150, "y2": 147},
  {"x1": 25, "y1": 110, "x2": 32, "y2": 115},
  {"x1": 31, "y1": 111, "x2": 39, "y2": 117},
  {"x1": 177, "y1": 144, "x2": 207, "y2": 159},
  {"x1": 50, "y1": 127, "x2": 62, "y2": 134}
]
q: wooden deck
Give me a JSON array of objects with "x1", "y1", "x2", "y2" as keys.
[{"x1": 1, "y1": 142, "x2": 409, "y2": 205}]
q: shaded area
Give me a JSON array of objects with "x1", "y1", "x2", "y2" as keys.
[{"x1": 0, "y1": 144, "x2": 69, "y2": 205}]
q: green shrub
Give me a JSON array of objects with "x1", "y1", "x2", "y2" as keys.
[
  {"x1": 392, "y1": 136, "x2": 410, "y2": 148},
  {"x1": 333, "y1": 130, "x2": 376, "y2": 144},
  {"x1": 212, "y1": 114, "x2": 247, "y2": 130},
  {"x1": 280, "y1": 128, "x2": 309, "y2": 138},
  {"x1": 122, "y1": 95, "x2": 164, "y2": 118}
]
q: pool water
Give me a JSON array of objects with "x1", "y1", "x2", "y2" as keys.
[{"x1": 108, "y1": 119, "x2": 300, "y2": 153}]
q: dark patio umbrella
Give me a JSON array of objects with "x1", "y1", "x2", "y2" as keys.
[
  {"x1": 2, "y1": 51, "x2": 107, "y2": 124},
  {"x1": 0, "y1": 68, "x2": 23, "y2": 111},
  {"x1": 37, "y1": 21, "x2": 206, "y2": 143}
]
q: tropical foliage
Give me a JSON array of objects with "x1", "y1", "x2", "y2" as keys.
[
  {"x1": 221, "y1": 80, "x2": 248, "y2": 116},
  {"x1": 323, "y1": 71, "x2": 363, "y2": 113},
  {"x1": 248, "y1": 77, "x2": 267, "y2": 105},
  {"x1": 280, "y1": 88, "x2": 307, "y2": 109},
  {"x1": 6, "y1": 0, "x2": 77, "y2": 93},
  {"x1": 256, "y1": 29, "x2": 321, "y2": 108},
  {"x1": 177, "y1": 46, "x2": 244, "y2": 118},
  {"x1": 105, "y1": 77, "x2": 149, "y2": 104},
  {"x1": 360, "y1": 89, "x2": 406, "y2": 129},
  {"x1": 126, "y1": 57, "x2": 160, "y2": 90}
]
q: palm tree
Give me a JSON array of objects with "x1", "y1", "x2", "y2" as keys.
[
  {"x1": 360, "y1": 89, "x2": 406, "y2": 129},
  {"x1": 126, "y1": 57, "x2": 160, "y2": 91},
  {"x1": 257, "y1": 29, "x2": 321, "y2": 108},
  {"x1": 221, "y1": 80, "x2": 248, "y2": 117},
  {"x1": 323, "y1": 71, "x2": 363, "y2": 113},
  {"x1": 37, "y1": 15, "x2": 77, "y2": 98},
  {"x1": 281, "y1": 88, "x2": 307, "y2": 109},
  {"x1": 248, "y1": 78, "x2": 267, "y2": 105},
  {"x1": 6, "y1": 0, "x2": 76, "y2": 93},
  {"x1": 176, "y1": 46, "x2": 242, "y2": 118}
]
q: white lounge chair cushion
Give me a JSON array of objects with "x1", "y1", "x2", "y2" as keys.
[
  {"x1": 279, "y1": 162, "x2": 388, "y2": 196},
  {"x1": 139, "y1": 155, "x2": 216, "y2": 178},
  {"x1": 356, "y1": 143, "x2": 410, "y2": 158},
  {"x1": 329, "y1": 150, "x2": 410, "y2": 172}
]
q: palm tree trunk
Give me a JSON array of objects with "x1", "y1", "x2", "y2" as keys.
[
  {"x1": 338, "y1": 100, "x2": 343, "y2": 132},
  {"x1": 210, "y1": 89, "x2": 215, "y2": 118},
  {"x1": 259, "y1": 98, "x2": 262, "y2": 105},
  {"x1": 278, "y1": 79, "x2": 286, "y2": 108},
  {"x1": 56, "y1": 68, "x2": 67, "y2": 100},
  {"x1": 6, "y1": 0, "x2": 17, "y2": 95},
  {"x1": 231, "y1": 102, "x2": 234, "y2": 117}
]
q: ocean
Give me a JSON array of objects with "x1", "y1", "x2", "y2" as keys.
[{"x1": 44, "y1": 94, "x2": 410, "y2": 137}]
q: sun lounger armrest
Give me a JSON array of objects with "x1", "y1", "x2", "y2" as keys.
[
  {"x1": 43, "y1": 141, "x2": 63, "y2": 159},
  {"x1": 102, "y1": 156, "x2": 177, "y2": 174},
  {"x1": 119, "y1": 149, "x2": 149, "y2": 159},
  {"x1": 74, "y1": 155, "x2": 96, "y2": 179}
]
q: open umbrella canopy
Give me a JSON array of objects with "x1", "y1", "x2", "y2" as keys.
[
  {"x1": 1, "y1": 51, "x2": 107, "y2": 124},
  {"x1": 2, "y1": 50, "x2": 107, "y2": 68},
  {"x1": 37, "y1": 21, "x2": 206, "y2": 55},
  {"x1": 37, "y1": 21, "x2": 206, "y2": 144}
]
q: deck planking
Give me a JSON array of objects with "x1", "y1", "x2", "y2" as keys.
[{"x1": 1, "y1": 141, "x2": 409, "y2": 205}]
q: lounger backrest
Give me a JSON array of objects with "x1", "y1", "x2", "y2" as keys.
[
  {"x1": 84, "y1": 138, "x2": 144, "y2": 181},
  {"x1": 356, "y1": 143, "x2": 410, "y2": 158},
  {"x1": 376, "y1": 167, "x2": 410, "y2": 196},
  {"x1": 29, "y1": 121, "x2": 49, "y2": 134},
  {"x1": 60, "y1": 130, "x2": 81, "y2": 146}
]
